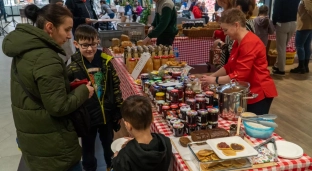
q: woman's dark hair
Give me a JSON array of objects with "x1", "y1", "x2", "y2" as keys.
[
  {"x1": 258, "y1": 5, "x2": 269, "y2": 16},
  {"x1": 220, "y1": 8, "x2": 246, "y2": 27},
  {"x1": 234, "y1": 0, "x2": 255, "y2": 19},
  {"x1": 25, "y1": 4, "x2": 73, "y2": 29},
  {"x1": 74, "y1": 25, "x2": 99, "y2": 42}
]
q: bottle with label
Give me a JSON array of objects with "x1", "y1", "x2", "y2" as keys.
[
  {"x1": 142, "y1": 48, "x2": 154, "y2": 73},
  {"x1": 174, "y1": 47, "x2": 179, "y2": 61}
]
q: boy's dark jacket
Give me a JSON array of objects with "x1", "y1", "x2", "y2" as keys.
[
  {"x1": 67, "y1": 50, "x2": 123, "y2": 126},
  {"x1": 112, "y1": 133, "x2": 172, "y2": 171}
]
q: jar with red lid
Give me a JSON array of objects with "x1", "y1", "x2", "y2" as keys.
[
  {"x1": 179, "y1": 103, "x2": 187, "y2": 107},
  {"x1": 163, "y1": 75, "x2": 172, "y2": 81},
  {"x1": 205, "y1": 91, "x2": 214, "y2": 106},
  {"x1": 172, "y1": 72, "x2": 181, "y2": 80},
  {"x1": 170, "y1": 89, "x2": 179, "y2": 104},
  {"x1": 196, "y1": 97, "x2": 206, "y2": 110},
  {"x1": 196, "y1": 94, "x2": 205, "y2": 99},
  {"x1": 185, "y1": 123, "x2": 197, "y2": 135},
  {"x1": 197, "y1": 123, "x2": 208, "y2": 130},
  {"x1": 185, "y1": 84, "x2": 195, "y2": 100},
  {"x1": 166, "y1": 87, "x2": 174, "y2": 102},
  {"x1": 156, "y1": 100, "x2": 165, "y2": 115},
  {"x1": 153, "y1": 56, "x2": 161, "y2": 70},
  {"x1": 208, "y1": 108, "x2": 219, "y2": 129},
  {"x1": 162, "y1": 105, "x2": 170, "y2": 119},
  {"x1": 186, "y1": 98, "x2": 196, "y2": 110},
  {"x1": 170, "y1": 104, "x2": 179, "y2": 114},
  {"x1": 186, "y1": 110, "x2": 198, "y2": 125},
  {"x1": 179, "y1": 105, "x2": 191, "y2": 122},
  {"x1": 166, "y1": 115, "x2": 176, "y2": 127},
  {"x1": 197, "y1": 109, "x2": 208, "y2": 124},
  {"x1": 176, "y1": 85, "x2": 184, "y2": 103}
]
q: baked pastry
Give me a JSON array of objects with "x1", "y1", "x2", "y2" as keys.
[
  {"x1": 222, "y1": 149, "x2": 236, "y2": 156},
  {"x1": 179, "y1": 137, "x2": 191, "y2": 147},
  {"x1": 119, "y1": 47, "x2": 125, "y2": 53},
  {"x1": 217, "y1": 142, "x2": 230, "y2": 150},
  {"x1": 121, "y1": 41, "x2": 132, "y2": 48},
  {"x1": 121, "y1": 34, "x2": 130, "y2": 41},
  {"x1": 230, "y1": 143, "x2": 244, "y2": 152},
  {"x1": 112, "y1": 46, "x2": 120, "y2": 53},
  {"x1": 191, "y1": 128, "x2": 229, "y2": 142},
  {"x1": 112, "y1": 38, "x2": 120, "y2": 47},
  {"x1": 137, "y1": 40, "x2": 143, "y2": 46}
]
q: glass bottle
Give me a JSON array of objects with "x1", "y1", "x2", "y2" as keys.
[{"x1": 185, "y1": 84, "x2": 195, "y2": 101}]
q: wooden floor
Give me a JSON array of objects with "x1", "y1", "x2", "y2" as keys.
[{"x1": 115, "y1": 62, "x2": 312, "y2": 157}]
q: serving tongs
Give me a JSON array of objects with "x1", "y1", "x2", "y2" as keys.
[
  {"x1": 241, "y1": 114, "x2": 277, "y2": 120},
  {"x1": 242, "y1": 118, "x2": 278, "y2": 128},
  {"x1": 254, "y1": 138, "x2": 279, "y2": 162}
]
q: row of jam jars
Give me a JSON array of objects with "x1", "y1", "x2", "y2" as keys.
[
  {"x1": 205, "y1": 91, "x2": 214, "y2": 107},
  {"x1": 208, "y1": 108, "x2": 219, "y2": 129},
  {"x1": 197, "y1": 109, "x2": 209, "y2": 131},
  {"x1": 169, "y1": 89, "x2": 179, "y2": 104},
  {"x1": 179, "y1": 105, "x2": 191, "y2": 122}
]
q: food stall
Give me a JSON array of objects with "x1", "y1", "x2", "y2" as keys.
[{"x1": 103, "y1": 43, "x2": 312, "y2": 171}]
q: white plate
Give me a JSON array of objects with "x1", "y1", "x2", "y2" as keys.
[
  {"x1": 206, "y1": 136, "x2": 258, "y2": 159},
  {"x1": 111, "y1": 138, "x2": 128, "y2": 153},
  {"x1": 267, "y1": 141, "x2": 303, "y2": 159}
]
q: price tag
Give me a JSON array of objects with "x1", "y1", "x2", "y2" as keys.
[{"x1": 131, "y1": 52, "x2": 151, "y2": 79}]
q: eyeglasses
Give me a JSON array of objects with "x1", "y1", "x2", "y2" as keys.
[{"x1": 78, "y1": 43, "x2": 98, "y2": 49}]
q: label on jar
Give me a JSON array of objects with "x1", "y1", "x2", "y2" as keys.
[
  {"x1": 186, "y1": 116, "x2": 188, "y2": 123},
  {"x1": 166, "y1": 93, "x2": 170, "y2": 100},
  {"x1": 179, "y1": 113, "x2": 182, "y2": 119},
  {"x1": 156, "y1": 105, "x2": 160, "y2": 112},
  {"x1": 196, "y1": 103, "x2": 199, "y2": 110},
  {"x1": 205, "y1": 97, "x2": 209, "y2": 104},
  {"x1": 198, "y1": 116, "x2": 201, "y2": 123}
]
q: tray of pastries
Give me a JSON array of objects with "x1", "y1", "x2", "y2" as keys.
[{"x1": 188, "y1": 141, "x2": 253, "y2": 171}]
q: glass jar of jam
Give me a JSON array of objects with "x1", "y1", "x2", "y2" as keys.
[
  {"x1": 170, "y1": 104, "x2": 179, "y2": 114},
  {"x1": 155, "y1": 92, "x2": 165, "y2": 101},
  {"x1": 162, "y1": 105, "x2": 170, "y2": 119},
  {"x1": 163, "y1": 75, "x2": 172, "y2": 82},
  {"x1": 197, "y1": 123, "x2": 208, "y2": 130},
  {"x1": 170, "y1": 118, "x2": 181, "y2": 127},
  {"x1": 186, "y1": 98, "x2": 196, "y2": 110},
  {"x1": 156, "y1": 100, "x2": 165, "y2": 114},
  {"x1": 166, "y1": 115, "x2": 176, "y2": 127},
  {"x1": 197, "y1": 109, "x2": 208, "y2": 124},
  {"x1": 208, "y1": 108, "x2": 219, "y2": 129},
  {"x1": 186, "y1": 110, "x2": 198, "y2": 125},
  {"x1": 153, "y1": 56, "x2": 161, "y2": 70},
  {"x1": 176, "y1": 85, "x2": 184, "y2": 103},
  {"x1": 173, "y1": 123, "x2": 184, "y2": 137},
  {"x1": 185, "y1": 124, "x2": 197, "y2": 135},
  {"x1": 141, "y1": 73, "x2": 149, "y2": 88},
  {"x1": 195, "y1": 94, "x2": 205, "y2": 99},
  {"x1": 152, "y1": 85, "x2": 160, "y2": 102},
  {"x1": 179, "y1": 105, "x2": 191, "y2": 122},
  {"x1": 166, "y1": 87, "x2": 174, "y2": 103},
  {"x1": 144, "y1": 80, "x2": 150, "y2": 94},
  {"x1": 161, "y1": 55, "x2": 169, "y2": 66},
  {"x1": 172, "y1": 72, "x2": 182, "y2": 80},
  {"x1": 205, "y1": 91, "x2": 214, "y2": 106},
  {"x1": 153, "y1": 76, "x2": 162, "y2": 82},
  {"x1": 185, "y1": 84, "x2": 195, "y2": 100},
  {"x1": 196, "y1": 97, "x2": 206, "y2": 110},
  {"x1": 170, "y1": 89, "x2": 179, "y2": 104}
]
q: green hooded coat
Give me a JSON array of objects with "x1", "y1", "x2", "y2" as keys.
[{"x1": 2, "y1": 24, "x2": 89, "y2": 171}]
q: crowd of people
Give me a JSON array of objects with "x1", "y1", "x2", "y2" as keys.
[{"x1": 1, "y1": 0, "x2": 311, "y2": 171}]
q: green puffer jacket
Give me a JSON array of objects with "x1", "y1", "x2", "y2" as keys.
[{"x1": 2, "y1": 24, "x2": 89, "y2": 171}]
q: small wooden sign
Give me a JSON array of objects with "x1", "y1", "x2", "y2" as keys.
[{"x1": 131, "y1": 52, "x2": 151, "y2": 79}]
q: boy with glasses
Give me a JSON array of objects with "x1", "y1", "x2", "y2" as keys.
[{"x1": 67, "y1": 25, "x2": 123, "y2": 171}]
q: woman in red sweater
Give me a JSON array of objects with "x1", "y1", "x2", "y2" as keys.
[
  {"x1": 192, "y1": 1, "x2": 208, "y2": 23},
  {"x1": 200, "y1": 9, "x2": 278, "y2": 115}
]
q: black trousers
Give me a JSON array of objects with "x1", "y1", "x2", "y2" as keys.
[
  {"x1": 156, "y1": 36, "x2": 175, "y2": 46},
  {"x1": 82, "y1": 122, "x2": 114, "y2": 171},
  {"x1": 247, "y1": 97, "x2": 273, "y2": 115}
]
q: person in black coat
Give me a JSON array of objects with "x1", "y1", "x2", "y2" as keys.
[{"x1": 65, "y1": 0, "x2": 98, "y2": 34}]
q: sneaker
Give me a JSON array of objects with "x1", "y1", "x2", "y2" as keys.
[
  {"x1": 272, "y1": 66, "x2": 278, "y2": 71},
  {"x1": 272, "y1": 69, "x2": 285, "y2": 76}
]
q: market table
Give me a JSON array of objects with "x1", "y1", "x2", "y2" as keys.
[
  {"x1": 105, "y1": 49, "x2": 312, "y2": 171},
  {"x1": 147, "y1": 35, "x2": 296, "y2": 66}
]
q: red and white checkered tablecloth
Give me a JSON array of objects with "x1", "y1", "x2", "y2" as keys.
[
  {"x1": 268, "y1": 34, "x2": 295, "y2": 49},
  {"x1": 151, "y1": 37, "x2": 214, "y2": 65},
  {"x1": 107, "y1": 48, "x2": 312, "y2": 171}
]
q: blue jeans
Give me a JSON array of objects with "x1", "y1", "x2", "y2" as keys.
[
  {"x1": 68, "y1": 162, "x2": 82, "y2": 171},
  {"x1": 295, "y1": 30, "x2": 312, "y2": 60},
  {"x1": 108, "y1": 13, "x2": 115, "y2": 19}
]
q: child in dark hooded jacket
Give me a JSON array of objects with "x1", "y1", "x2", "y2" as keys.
[
  {"x1": 254, "y1": 5, "x2": 275, "y2": 46},
  {"x1": 112, "y1": 95, "x2": 172, "y2": 171}
]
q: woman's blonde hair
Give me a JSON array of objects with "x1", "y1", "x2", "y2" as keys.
[{"x1": 220, "y1": 8, "x2": 246, "y2": 27}]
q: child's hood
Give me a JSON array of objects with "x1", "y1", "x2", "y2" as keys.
[
  {"x1": 123, "y1": 133, "x2": 171, "y2": 169},
  {"x1": 254, "y1": 16, "x2": 270, "y2": 28}
]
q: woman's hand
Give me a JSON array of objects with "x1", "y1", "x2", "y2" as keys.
[
  {"x1": 148, "y1": 26, "x2": 154, "y2": 34},
  {"x1": 86, "y1": 81, "x2": 94, "y2": 98},
  {"x1": 142, "y1": 37, "x2": 151, "y2": 45},
  {"x1": 200, "y1": 75, "x2": 215, "y2": 84},
  {"x1": 213, "y1": 39, "x2": 221, "y2": 49}
]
